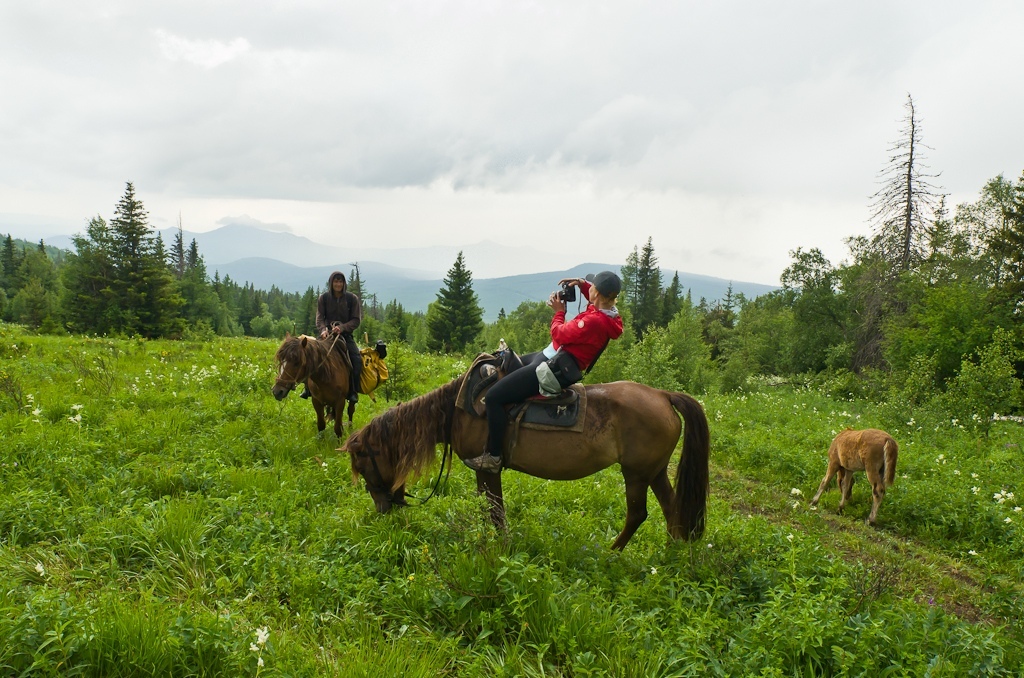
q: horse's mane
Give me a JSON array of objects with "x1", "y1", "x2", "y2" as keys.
[
  {"x1": 349, "y1": 375, "x2": 464, "y2": 490},
  {"x1": 274, "y1": 334, "x2": 349, "y2": 382}
]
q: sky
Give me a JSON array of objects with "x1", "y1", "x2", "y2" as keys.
[{"x1": 2, "y1": 1, "x2": 1023, "y2": 285}]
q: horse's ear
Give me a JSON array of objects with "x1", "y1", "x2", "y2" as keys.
[
  {"x1": 301, "y1": 336, "x2": 308, "y2": 348},
  {"x1": 285, "y1": 331, "x2": 291, "y2": 339}
]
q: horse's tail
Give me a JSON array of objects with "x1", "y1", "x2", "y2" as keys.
[
  {"x1": 883, "y1": 437, "x2": 898, "y2": 487},
  {"x1": 668, "y1": 392, "x2": 710, "y2": 541}
]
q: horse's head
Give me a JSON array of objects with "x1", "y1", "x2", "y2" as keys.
[
  {"x1": 340, "y1": 428, "x2": 400, "y2": 514},
  {"x1": 272, "y1": 334, "x2": 309, "y2": 400}
]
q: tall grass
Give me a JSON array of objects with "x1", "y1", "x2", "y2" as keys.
[{"x1": 0, "y1": 322, "x2": 1022, "y2": 675}]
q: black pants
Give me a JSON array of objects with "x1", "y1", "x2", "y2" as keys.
[
  {"x1": 338, "y1": 334, "x2": 362, "y2": 393},
  {"x1": 485, "y1": 352, "x2": 545, "y2": 456}
]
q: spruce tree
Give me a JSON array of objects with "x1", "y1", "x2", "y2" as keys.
[
  {"x1": 170, "y1": 221, "x2": 186, "y2": 279},
  {"x1": 625, "y1": 237, "x2": 663, "y2": 339},
  {"x1": 348, "y1": 264, "x2": 363, "y2": 299},
  {"x1": 1, "y1": 235, "x2": 23, "y2": 294},
  {"x1": 660, "y1": 272, "x2": 683, "y2": 326},
  {"x1": 63, "y1": 216, "x2": 118, "y2": 333},
  {"x1": 427, "y1": 251, "x2": 483, "y2": 352},
  {"x1": 107, "y1": 182, "x2": 183, "y2": 337}
]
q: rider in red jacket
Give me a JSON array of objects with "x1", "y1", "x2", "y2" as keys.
[{"x1": 464, "y1": 271, "x2": 624, "y2": 472}]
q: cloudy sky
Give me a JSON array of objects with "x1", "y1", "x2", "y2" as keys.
[{"x1": 2, "y1": 1, "x2": 1022, "y2": 284}]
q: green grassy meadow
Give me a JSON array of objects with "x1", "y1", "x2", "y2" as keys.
[{"x1": 1, "y1": 324, "x2": 1022, "y2": 676}]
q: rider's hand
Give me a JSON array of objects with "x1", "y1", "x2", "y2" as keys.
[
  {"x1": 331, "y1": 325, "x2": 341, "y2": 335},
  {"x1": 548, "y1": 291, "x2": 566, "y2": 313}
]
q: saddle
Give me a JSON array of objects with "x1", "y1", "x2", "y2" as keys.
[{"x1": 457, "y1": 353, "x2": 588, "y2": 433}]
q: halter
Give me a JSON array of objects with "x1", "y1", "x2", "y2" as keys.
[
  {"x1": 354, "y1": 444, "x2": 453, "y2": 508},
  {"x1": 276, "y1": 334, "x2": 343, "y2": 390},
  {"x1": 275, "y1": 359, "x2": 308, "y2": 391}
]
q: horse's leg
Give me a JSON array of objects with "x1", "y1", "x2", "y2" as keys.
[
  {"x1": 838, "y1": 468, "x2": 854, "y2": 513},
  {"x1": 333, "y1": 401, "x2": 343, "y2": 438},
  {"x1": 864, "y1": 460, "x2": 885, "y2": 525},
  {"x1": 649, "y1": 467, "x2": 678, "y2": 539},
  {"x1": 475, "y1": 471, "x2": 506, "y2": 531},
  {"x1": 611, "y1": 475, "x2": 650, "y2": 550},
  {"x1": 810, "y1": 458, "x2": 840, "y2": 507},
  {"x1": 312, "y1": 400, "x2": 327, "y2": 433}
]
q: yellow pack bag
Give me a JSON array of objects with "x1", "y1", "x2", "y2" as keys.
[{"x1": 359, "y1": 339, "x2": 389, "y2": 396}]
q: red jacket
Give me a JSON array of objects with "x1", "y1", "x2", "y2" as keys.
[{"x1": 549, "y1": 281, "x2": 624, "y2": 370}]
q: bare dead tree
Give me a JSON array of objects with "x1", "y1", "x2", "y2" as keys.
[{"x1": 868, "y1": 94, "x2": 944, "y2": 273}]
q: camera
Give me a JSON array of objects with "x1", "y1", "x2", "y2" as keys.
[{"x1": 557, "y1": 283, "x2": 576, "y2": 302}]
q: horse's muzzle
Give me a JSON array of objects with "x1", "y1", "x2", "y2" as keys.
[{"x1": 271, "y1": 385, "x2": 290, "y2": 401}]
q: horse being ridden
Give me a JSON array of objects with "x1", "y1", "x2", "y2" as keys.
[
  {"x1": 272, "y1": 334, "x2": 356, "y2": 437},
  {"x1": 342, "y1": 372, "x2": 710, "y2": 550}
]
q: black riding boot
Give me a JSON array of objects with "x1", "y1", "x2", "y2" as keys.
[{"x1": 347, "y1": 372, "x2": 359, "y2": 403}]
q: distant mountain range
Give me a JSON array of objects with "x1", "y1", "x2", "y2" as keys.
[
  {"x1": 43, "y1": 223, "x2": 778, "y2": 322},
  {"x1": 211, "y1": 257, "x2": 779, "y2": 322}
]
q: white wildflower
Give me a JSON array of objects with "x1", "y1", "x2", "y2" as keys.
[
  {"x1": 786, "y1": 534, "x2": 794, "y2": 542},
  {"x1": 971, "y1": 473, "x2": 978, "y2": 479},
  {"x1": 257, "y1": 657, "x2": 264, "y2": 668},
  {"x1": 650, "y1": 567, "x2": 657, "y2": 575},
  {"x1": 34, "y1": 562, "x2": 45, "y2": 576},
  {"x1": 1005, "y1": 517, "x2": 1013, "y2": 524},
  {"x1": 71, "y1": 404, "x2": 83, "y2": 411},
  {"x1": 255, "y1": 627, "x2": 269, "y2": 646},
  {"x1": 790, "y1": 488, "x2": 803, "y2": 496},
  {"x1": 972, "y1": 487, "x2": 980, "y2": 494},
  {"x1": 968, "y1": 550, "x2": 978, "y2": 556}
]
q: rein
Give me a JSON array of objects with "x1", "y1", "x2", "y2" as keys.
[{"x1": 356, "y1": 444, "x2": 453, "y2": 507}]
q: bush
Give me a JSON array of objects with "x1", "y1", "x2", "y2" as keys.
[{"x1": 941, "y1": 328, "x2": 1024, "y2": 432}]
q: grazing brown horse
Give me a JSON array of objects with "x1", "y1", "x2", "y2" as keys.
[
  {"x1": 271, "y1": 334, "x2": 355, "y2": 437},
  {"x1": 810, "y1": 428, "x2": 899, "y2": 524},
  {"x1": 341, "y1": 374, "x2": 710, "y2": 550}
]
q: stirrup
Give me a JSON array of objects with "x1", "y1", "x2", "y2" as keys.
[{"x1": 463, "y1": 452, "x2": 502, "y2": 473}]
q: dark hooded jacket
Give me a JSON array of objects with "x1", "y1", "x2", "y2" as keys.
[{"x1": 316, "y1": 271, "x2": 362, "y2": 336}]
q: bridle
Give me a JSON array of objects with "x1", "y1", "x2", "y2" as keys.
[
  {"x1": 275, "y1": 359, "x2": 308, "y2": 392},
  {"x1": 275, "y1": 334, "x2": 343, "y2": 392},
  {"x1": 353, "y1": 443, "x2": 453, "y2": 508}
]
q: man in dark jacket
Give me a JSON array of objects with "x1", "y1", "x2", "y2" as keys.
[{"x1": 301, "y1": 270, "x2": 362, "y2": 402}]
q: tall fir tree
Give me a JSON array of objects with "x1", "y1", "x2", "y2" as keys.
[
  {"x1": 624, "y1": 237, "x2": 663, "y2": 339},
  {"x1": 660, "y1": 271, "x2": 683, "y2": 325},
  {"x1": 348, "y1": 264, "x2": 363, "y2": 299},
  {"x1": 108, "y1": 182, "x2": 184, "y2": 337},
  {"x1": 170, "y1": 219, "x2": 186, "y2": 279},
  {"x1": 1, "y1": 234, "x2": 23, "y2": 294},
  {"x1": 426, "y1": 251, "x2": 483, "y2": 352}
]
